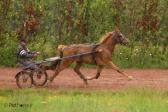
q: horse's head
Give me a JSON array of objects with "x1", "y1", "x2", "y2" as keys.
[
  {"x1": 99, "y1": 30, "x2": 129, "y2": 46},
  {"x1": 112, "y1": 30, "x2": 129, "y2": 46}
]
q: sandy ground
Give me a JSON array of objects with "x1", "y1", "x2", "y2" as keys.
[{"x1": 0, "y1": 68, "x2": 168, "y2": 90}]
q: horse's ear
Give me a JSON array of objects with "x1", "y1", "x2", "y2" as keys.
[
  {"x1": 114, "y1": 27, "x2": 120, "y2": 32},
  {"x1": 108, "y1": 32, "x2": 113, "y2": 36}
]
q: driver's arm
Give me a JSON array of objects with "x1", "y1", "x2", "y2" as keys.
[{"x1": 20, "y1": 49, "x2": 35, "y2": 58}]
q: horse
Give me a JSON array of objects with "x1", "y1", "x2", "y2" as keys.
[{"x1": 49, "y1": 29, "x2": 133, "y2": 84}]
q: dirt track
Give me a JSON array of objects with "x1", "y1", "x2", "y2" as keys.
[{"x1": 0, "y1": 68, "x2": 168, "y2": 90}]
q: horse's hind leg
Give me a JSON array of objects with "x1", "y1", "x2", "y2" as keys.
[
  {"x1": 49, "y1": 60, "x2": 73, "y2": 82},
  {"x1": 86, "y1": 65, "x2": 103, "y2": 80},
  {"x1": 74, "y1": 62, "x2": 88, "y2": 85}
]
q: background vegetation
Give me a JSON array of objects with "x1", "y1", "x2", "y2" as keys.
[
  {"x1": 0, "y1": 88, "x2": 168, "y2": 112},
  {"x1": 0, "y1": 0, "x2": 167, "y2": 68}
]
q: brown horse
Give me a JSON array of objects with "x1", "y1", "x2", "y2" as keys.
[{"x1": 49, "y1": 29, "x2": 133, "y2": 84}]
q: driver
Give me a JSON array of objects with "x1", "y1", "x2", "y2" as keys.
[{"x1": 16, "y1": 39, "x2": 40, "y2": 69}]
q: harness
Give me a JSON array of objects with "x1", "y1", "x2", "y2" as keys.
[
  {"x1": 58, "y1": 43, "x2": 100, "y2": 64},
  {"x1": 91, "y1": 44, "x2": 99, "y2": 64}
]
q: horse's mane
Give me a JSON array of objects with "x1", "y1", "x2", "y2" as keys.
[{"x1": 99, "y1": 32, "x2": 113, "y2": 44}]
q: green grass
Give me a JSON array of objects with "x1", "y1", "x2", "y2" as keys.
[{"x1": 0, "y1": 88, "x2": 168, "y2": 112}]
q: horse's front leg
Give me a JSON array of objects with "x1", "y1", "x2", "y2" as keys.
[
  {"x1": 86, "y1": 65, "x2": 103, "y2": 80},
  {"x1": 107, "y1": 61, "x2": 133, "y2": 80}
]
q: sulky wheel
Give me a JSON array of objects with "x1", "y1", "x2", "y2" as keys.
[
  {"x1": 32, "y1": 69, "x2": 48, "y2": 87},
  {"x1": 15, "y1": 71, "x2": 33, "y2": 89}
]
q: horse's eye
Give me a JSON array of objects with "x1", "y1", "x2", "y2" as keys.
[{"x1": 119, "y1": 35, "x2": 122, "y2": 39}]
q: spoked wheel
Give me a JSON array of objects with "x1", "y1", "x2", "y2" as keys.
[
  {"x1": 32, "y1": 69, "x2": 48, "y2": 87},
  {"x1": 15, "y1": 71, "x2": 33, "y2": 89}
]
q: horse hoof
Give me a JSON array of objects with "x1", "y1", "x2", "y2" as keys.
[
  {"x1": 86, "y1": 76, "x2": 92, "y2": 80},
  {"x1": 83, "y1": 79, "x2": 88, "y2": 85},
  {"x1": 128, "y1": 75, "x2": 133, "y2": 80},
  {"x1": 48, "y1": 78, "x2": 54, "y2": 82},
  {"x1": 84, "y1": 81, "x2": 88, "y2": 85}
]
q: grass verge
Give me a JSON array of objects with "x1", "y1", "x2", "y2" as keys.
[{"x1": 0, "y1": 88, "x2": 168, "y2": 112}]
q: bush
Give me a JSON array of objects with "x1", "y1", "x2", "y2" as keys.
[
  {"x1": 0, "y1": 34, "x2": 17, "y2": 67},
  {"x1": 0, "y1": 0, "x2": 167, "y2": 68}
]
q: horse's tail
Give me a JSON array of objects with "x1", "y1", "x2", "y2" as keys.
[
  {"x1": 57, "y1": 44, "x2": 67, "y2": 58},
  {"x1": 49, "y1": 45, "x2": 68, "y2": 69},
  {"x1": 58, "y1": 45, "x2": 67, "y2": 51}
]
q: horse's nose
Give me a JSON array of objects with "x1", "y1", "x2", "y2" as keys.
[
  {"x1": 126, "y1": 39, "x2": 129, "y2": 44},
  {"x1": 123, "y1": 38, "x2": 129, "y2": 45}
]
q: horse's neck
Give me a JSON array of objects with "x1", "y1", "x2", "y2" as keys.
[{"x1": 103, "y1": 38, "x2": 116, "y2": 54}]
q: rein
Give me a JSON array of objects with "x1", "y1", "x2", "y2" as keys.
[{"x1": 58, "y1": 43, "x2": 100, "y2": 64}]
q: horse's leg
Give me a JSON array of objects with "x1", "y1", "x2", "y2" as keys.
[
  {"x1": 49, "y1": 60, "x2": 73, "y2": 82},
  {"x1": 86, "y1": 65, "x2": 104, "y2": 80},
  {"x1": 74, "y1": 62, "x2": 88, "y2": 85},
  {"x1": 107, "y1": 61, "x2": 133, "y2": 80}
]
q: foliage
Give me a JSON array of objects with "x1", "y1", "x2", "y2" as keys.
[{"x1": 0, "y1": 0, "x2": 167, "y2": 68}]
